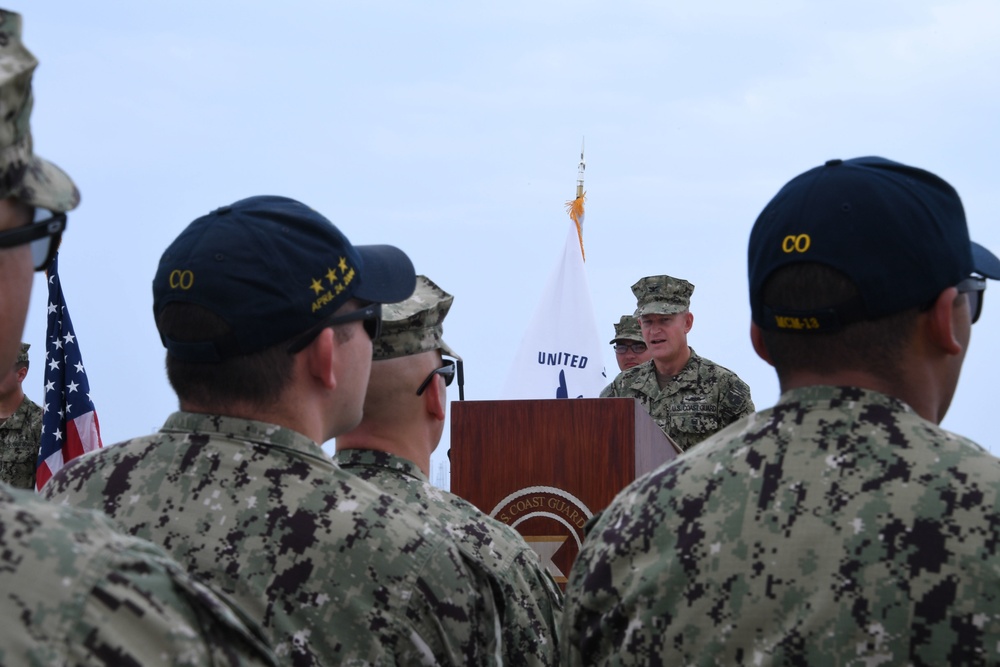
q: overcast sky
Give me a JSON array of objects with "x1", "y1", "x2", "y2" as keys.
[{"x1": 20, "y1": 0, "x2": 1000, "y2": 486}]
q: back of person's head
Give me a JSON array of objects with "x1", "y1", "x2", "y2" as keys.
[
  {"x1": 364, "y1": 275, "x2": 459, "y2": 418},
  {"x1": 152, "y1": 196, "x2": 416, "y2": 408},
  {"x1": 749, "y1": 157, "x2": 1000, "y2": 381}
]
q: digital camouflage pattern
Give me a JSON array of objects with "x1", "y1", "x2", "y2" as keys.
[
  {"x1": 335, "y1": 448, "x2": 564, "y2": 667},
  {"x1": 605, "y1": 349, "x2": 753, "y2": 451},
  {"x1": 0, "y1": 394, "x2": 41, "y2": 489},
  {"x1": 631, "y1": 275, "x2": 693, "y2": 317},
  {"x1": 0, "y1": 10, "x2": 80, "y2": 212},
  {"x1": 43, "y1": 412, "x2": 503, "y2": 667},
  {"x1": 374, "y1": 274, "x2": 460, "y2": 360},
  {"x1": 609, "y1": 315, "x2": 643, "y2": 344},
  {"x1": 0, "y1": 483, "x2": 276, "y2": 666},
  {"x1": 562, "y1": 385, "x2": 1000, "y2": 666}
]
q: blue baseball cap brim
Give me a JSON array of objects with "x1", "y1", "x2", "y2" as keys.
[
  {"x1": 972, "y1": 242, "x2": 1000, "y2": 280},
  {"x1": 353, "y1": 245, "x2": 416, "y2": 304}
]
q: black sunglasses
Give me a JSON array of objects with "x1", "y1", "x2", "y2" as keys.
[
  {"x1": 287, "y1": 302, "x2": 383, "y2": 354},
  {"x1": 416, "y1": 360, "x2": 457, "y2": 396},
  {"x1": 614, "y1": 342, "x2": 647, "y2": 354},
  {"x1": 0, "y1": 208, "x2": 66, "y2": 271},
  {"x1": 957, "y1": 276, "x2": 987, "y2": 324}
]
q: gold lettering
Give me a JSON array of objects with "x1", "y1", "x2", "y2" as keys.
[
  {"x1": 311, "y1": 290, "x2": 335, "y2": 313},
  {"x1": 775, "y1": 315, "x2": 821, "y2": 330},
  {"x1": 168, "y1": 269, "x2": 194, "y2": 290},
  {"x1": 781, "y1": 234, "x2": 811, "y2": 254}
]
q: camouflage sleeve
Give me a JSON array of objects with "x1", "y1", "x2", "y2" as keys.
[
  {"x1": 499, "y1": 550, "x2": 564, "y2": 666},
  {"x1": 397, "y1": 545, "x2": 504, "y2": 665},
  {"x1": 599, "y1": 382, "x2": 614, "y2": 398},
  {"x1": 0, "y1": 489, "x2": 276, "y2": 667}
]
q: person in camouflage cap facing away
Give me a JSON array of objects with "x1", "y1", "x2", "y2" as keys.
[
  {"x1": 0, "y1": 10, "x2": 275, "y2": 665},
  {"x1": 0, "y1": 342, "x2": 42, "y2": 488},
  {"x1": 562, "y1": 157, "x2": 1000, "y2": 665},
  {"x1": 603, "y1": 274, "x2": 754, "y2": 451},
  {"x1": 44, "y1": 197, "x2": 503, "y2": 666},
  {"x1": 336, "y1": 274, "x2": 565, "y2": 666}
]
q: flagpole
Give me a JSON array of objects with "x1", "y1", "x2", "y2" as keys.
[{"x1": 566, "y1": 139, "x2": 586, "y2": 260}]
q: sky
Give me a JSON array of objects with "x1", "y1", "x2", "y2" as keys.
[{"x1": 19, "y1": 0, "x2": 1000, "y2": 487}]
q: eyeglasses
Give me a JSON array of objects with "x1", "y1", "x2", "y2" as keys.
[
  {"x1": 416, "y1": 360, "x2": 457, "y2": 396},
  {"x1": 614, "y1": 342, "x2": 647, "y2": 354},
  {"x1": 957, "y1": 276, "x2": 987, "y2": 324},
  {"x1": 286, "y1": 302, "x2": 383, "y2": 354},
  {"x1": 0, "y1": 208, "x2": 66, "y2": 271}
]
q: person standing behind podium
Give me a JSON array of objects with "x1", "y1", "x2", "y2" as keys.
[
  {"x1": 336, "y1": 274, "x2": 564, "y2": 666},
  {"x1": 604, "y1": 275, "x2": 754, "y2": 451},
  {"x1": 599, "y1": 315, "x2": 651, "y2": 397}
]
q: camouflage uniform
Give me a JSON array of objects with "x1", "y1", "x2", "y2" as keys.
[
  {"x1": 0, "y1": 394, "x2": 41, "y2": 489},
  {"x1": 44, "y1": 412, "x2": 502, "y2": 667},
  {"x1": 605, "y1": 349, "x2": 754, "y2": 451},
  {"x1": 336, "y1": 448, "x2": 565, "y2": 666},
  {"x1": 562, "y1": 385, "x2": 1000, "y2": 666},
  {"x1": 0, "y1": 483, "x2": 275, "y2": 666}
]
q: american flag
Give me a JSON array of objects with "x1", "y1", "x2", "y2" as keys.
[{"x1": 36, "y1": 253, "x2": 103, "y2": 490}]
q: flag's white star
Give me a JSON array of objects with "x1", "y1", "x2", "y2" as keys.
[
  {"x1": 48, "y1": 359, "x2": 60, "y2": 371},
  {"x1": 47, "y1": 301, "x2": 58, "y2": 314},
  {"x1": 74, "y1": 362, "x2": 85, "y2": 374},
  {"x1": 63, "y1": 332, "x2": 75, "y2": 345},
  {"x1": 67, "y1": 381, "x2": 79, "y2": 394},
  {"x1": 45, "y1": 380, "x2": 55, "y2": 392},
  {"x1": 54, "y1": 428, "x2": 63, "y2": 441}
]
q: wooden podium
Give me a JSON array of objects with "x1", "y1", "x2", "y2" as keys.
[{"x1": 451, "y1": 398, "x2": 677, "y2": 585}]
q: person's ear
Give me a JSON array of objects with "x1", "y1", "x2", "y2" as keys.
[
  {"x1": 16, "y1": 366, "x2": 27, "y2": 383},
  {"x1": 683, "y1": 311, "x2": 694, "y2": 334},
  {"x1": 422, "y1": 374, "x2": 446, "y2": 422},
  {"x1": 750, "y1": 322, "x2": 774, "y2": 367},
  {"x1": 304, "y1": 328, "x2": 338, "y2": 390},
  {"x1": 925, "y1": 286, "x2": 963, "y2": 356}
]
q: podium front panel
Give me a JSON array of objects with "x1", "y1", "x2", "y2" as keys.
[{"x1": 451, "y1": 398, "x2": 674, "y2": 585}]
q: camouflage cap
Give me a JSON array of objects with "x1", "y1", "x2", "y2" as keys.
[
  {"x1": 609, "y1": 315, "x2": 643, "y2": 344},
  {"x1": 16, "y1": 342, "x2": 28, "y2": 364},
  {"x1": 0, "y1": 11, "x2": 79, "y2": 212},
  {"x1": 374, "y1": 275, "x2": 460, "y2": 361},
  {"x1": 632, "y1": 275, "x2": 694, "y2": 317}
]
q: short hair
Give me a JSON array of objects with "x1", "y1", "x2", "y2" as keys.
[
  {"x1": 760, "y1": 263, "x2": 918, "y2": 381},
  {"x1": 157, "y1": 303, "x2": 295, "y2": 408}
]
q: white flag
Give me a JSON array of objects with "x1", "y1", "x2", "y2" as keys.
[{"x1": 500, "y1": 219, "x2": 607, "y2": 399}]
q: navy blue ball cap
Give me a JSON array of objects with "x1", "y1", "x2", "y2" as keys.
[
  {"x1": 749, "y1": 156, "x2": 1000, "y2": 332},
  {"x1": 152, "y1": 195, "x2": 416, "y2": 361}
]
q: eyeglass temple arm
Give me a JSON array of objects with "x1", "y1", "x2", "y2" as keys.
[{"x1": 456, "y1": 359, "x2": 465, "y2": 401}]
